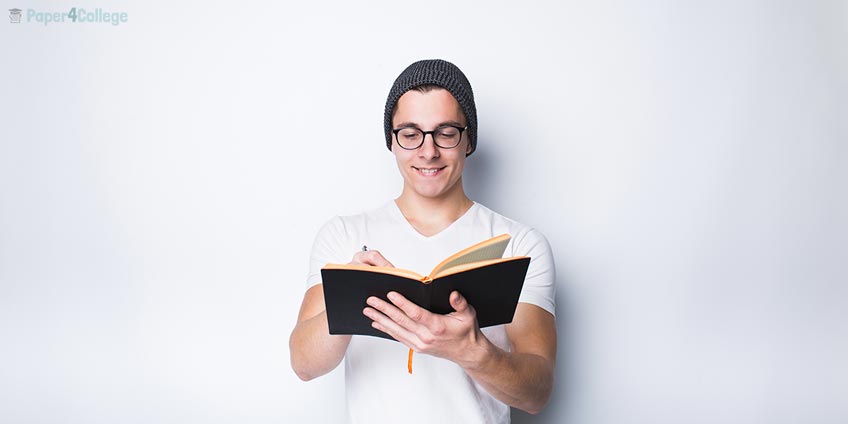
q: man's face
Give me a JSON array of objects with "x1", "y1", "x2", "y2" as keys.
[{"x1": 391, "y1": 88, "x2": 471, "y2": 201}]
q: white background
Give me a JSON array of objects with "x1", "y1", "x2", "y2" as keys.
[{"x1": 1, "y1": 1, "x2": 846, "y2": 423}]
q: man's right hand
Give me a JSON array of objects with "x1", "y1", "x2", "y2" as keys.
[
  {"x1": 349, "y1": 250, "x2": 394, "y2": 268},
  {"x1": 290, "y1": 248, "x2": 395, "y2": 381}
]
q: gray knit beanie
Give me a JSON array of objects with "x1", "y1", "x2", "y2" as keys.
[{"x1": 384, "y1": 59, "x2": 477, "y2": 156}]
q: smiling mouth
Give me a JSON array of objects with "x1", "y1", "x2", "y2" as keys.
[{"x1": 412, "y1": 166, "x2": 446, "y2": 176}]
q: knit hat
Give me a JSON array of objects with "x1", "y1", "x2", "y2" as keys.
[{"x1": 384, "y1": 59, "x2": 478, "y2": 156}]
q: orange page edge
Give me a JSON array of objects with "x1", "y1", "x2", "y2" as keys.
[
  {"x1": 322, "y1": 263, "x2": 426, "y2": 281},
  {"x1": 432, "y1": 256, "x2": 530, "y2": 279}
]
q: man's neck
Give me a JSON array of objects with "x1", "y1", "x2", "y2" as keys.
[{"x1": 395, "y1": 186, "x2": 474, "y2": 238}]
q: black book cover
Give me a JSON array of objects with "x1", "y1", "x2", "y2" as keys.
[{"x1": 321, "y1": 257, "x2": 530, "y2": 340}]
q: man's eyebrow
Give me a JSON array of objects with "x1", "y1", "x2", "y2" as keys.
[{"x1": 393, "y1": 120, "x2": 466, "y2": 129}]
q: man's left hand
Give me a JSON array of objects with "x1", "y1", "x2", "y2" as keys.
[{"x1": 363, "y1": 290, "x2": 486, "y2": 366}]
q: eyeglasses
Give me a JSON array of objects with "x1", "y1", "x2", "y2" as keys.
[{"x1": 392, "y1": 125, "x2": 467, "y2": 150}]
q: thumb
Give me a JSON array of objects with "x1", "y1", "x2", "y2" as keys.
[
  {"x1": 354, "y1": 250, "x2": 395, "y2": 268},
  {"x1": 450, "y1": 291, "x2": 469, "y2": 313},
  {"x1": 368, "y1": 251, "x2": 395, "y2": 268}
]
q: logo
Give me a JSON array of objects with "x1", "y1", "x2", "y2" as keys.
[
  {"x1": 9, "y1": 8, "x2": 22, "y2": 23},
  {"x1": 5, "y1": 7, "x2": 129, "y2": 26}
]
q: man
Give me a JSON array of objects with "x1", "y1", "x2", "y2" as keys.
[{"x1": 290, "y1": 59, "x2": 556, "y2": 423}]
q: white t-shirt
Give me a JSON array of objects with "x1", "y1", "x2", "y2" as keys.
[{"x1": 306, "y1": 201, "x2": 556, "y2": 424}]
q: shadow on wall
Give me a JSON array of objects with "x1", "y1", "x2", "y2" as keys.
[
  {"x1": 464, "y1": 139, "x2": 577, "y2": 424},
  {"x1": 464, "y1": 145, "x2": 510, "y2": 215},
  {"x1": 513, "y1": 283, "x2": 575, "y2": 424},
  {"x1": 510, "y1": 273, "x2": 575, "y2": 424}
]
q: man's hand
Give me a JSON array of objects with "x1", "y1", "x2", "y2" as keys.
[
  {"x1": 349, "y1": 250, "x2": 394, "y2": 267},
  {"x1": 362, "y1": 290, "x2": 556, "y2": 414},
  {"x1": 290, "y1": 248, "x2": 395, "y2": 381},
  {"x1": 363, "y1": 290, "x2": 486, "y2": 367}
]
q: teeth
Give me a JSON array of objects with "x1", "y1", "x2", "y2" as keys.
[{"x1": 417, "y1": 168, "x2": 441, "y2": 174}]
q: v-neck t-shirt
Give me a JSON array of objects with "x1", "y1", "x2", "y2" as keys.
[{"x1": 305, "y1": 201, "x2": 556, "y2": 424}]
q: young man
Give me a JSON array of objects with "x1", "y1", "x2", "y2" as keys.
[{"x1": 290, "y1": 59, "x2": 557, "y2": 423}]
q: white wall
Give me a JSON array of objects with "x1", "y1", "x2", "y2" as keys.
[{"x1": 1, "y1": 1, "x2": 845, "y2": 423}]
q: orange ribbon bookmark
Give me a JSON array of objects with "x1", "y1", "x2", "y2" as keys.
[{"x1": 407, "y1": 348, "x2": 414, "y2": 374}]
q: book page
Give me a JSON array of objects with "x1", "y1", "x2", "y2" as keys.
[{"x1": 430, "y1": 234, "x2": 511, "y2": 277}]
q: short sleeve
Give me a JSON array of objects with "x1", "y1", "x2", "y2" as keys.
[
  {"x1": 512, "y1": 228, "x2": 556, "y2": 317},
  {"x1": 305, "y1": 216, "x2": 353, "y2": 289}
]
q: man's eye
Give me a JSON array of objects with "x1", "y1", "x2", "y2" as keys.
[{"x1": 437, "y1": 129, "x2": 458, "y2": 137}]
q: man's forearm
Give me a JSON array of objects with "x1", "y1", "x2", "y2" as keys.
[
  {"x1": 460, "y1": 335, "x2": 554, "y2": 414},
  {"x1": 290, "y1": 311, "x2": 351, "y2": 381},
  {"x1": 362, "y1": 292, "x2": 556, "y2": 412}
]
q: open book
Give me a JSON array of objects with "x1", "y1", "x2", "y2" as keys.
[{"x1": 321, "y1": 234, "x2": 530, "y2": 340}]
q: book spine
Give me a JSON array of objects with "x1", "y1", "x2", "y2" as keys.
[{"x1": 424, "y1": 279, "x2": 434, "y2": 310}]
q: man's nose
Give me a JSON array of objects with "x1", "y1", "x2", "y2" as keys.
[{"x1": 418, "y1": 133, "x2": 440, "y2": 159}]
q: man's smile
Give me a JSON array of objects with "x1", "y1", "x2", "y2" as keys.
[{"x1": 412, "y1": 166, "x2": 447, "y2": 176}]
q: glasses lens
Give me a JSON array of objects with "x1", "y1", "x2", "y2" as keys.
[
  {"x1": 434, "y1": 126, "x2": 461, "y2": 148},
  {"x1": 397, "y1": 127, "x2": 423, "y2": 149}
]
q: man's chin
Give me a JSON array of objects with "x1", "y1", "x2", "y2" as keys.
[{"x1": 410, "y1": 184, "x2": 448, "y2": 199}]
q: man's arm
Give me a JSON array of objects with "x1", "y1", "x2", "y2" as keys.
[
  {"x1": 465, "y1": 302, "x2": 556, "y2": 413},
  {"x1": 290, "y1": 250, "x2": 395, "y2": 381},
  {"x1": 364, "y1": 291, "x2": 556, "y2": 414},
  {"x1": 289, "y1": 284, "x2": 351, "y2": 381}
]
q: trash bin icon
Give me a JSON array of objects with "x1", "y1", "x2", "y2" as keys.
[{"x1": 9, "y1": 8, "x2": 22, "y2": 23}]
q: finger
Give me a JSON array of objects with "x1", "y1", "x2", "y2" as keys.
[
  {"x1": 366, "y1": 295, "x2": 423, "y2": 333},
  {"x1": 449, "y1": 290, "x2": 469, "y2": 313},
  {"x1": 371, "y1": 321, "x2": 420, "y2": 351},
  {"x1": 366, "y1": 251, "x2": 394, "y2": 267},
  {"x1": 350, "y1": 250, "x2": 395, "y2": 267},
  {"x1": 363, "y1": 306, "x2": 422, "y2": 348},
  {"x1": 348, "y1": 251, "x2": 369, "y2": 265},
  {"x1": 387, "y1": 291, "x2": 431, "y2": 325}
]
